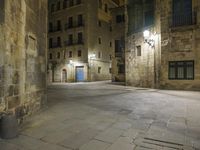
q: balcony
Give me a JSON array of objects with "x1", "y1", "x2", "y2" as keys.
[
  {"x1": 64, "y1": 40, "x2": 84, "y2": 46},
  {"x1": 49, "y1": 42, "x2": 62, "y2": 48},
  {"x1": 65, "y1": 22, "x2": 84, "y2": 30},
  {"x1": 115, "y1": 52, "x2": 124, "y2": 57},
  {"x1": 49, "y1": 27, "x2": 62, "y2": 33},
  {"x1": 171, "y1": 11, "x2": 197, "y2": 27}
]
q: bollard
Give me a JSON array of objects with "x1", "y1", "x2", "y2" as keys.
[{"x1": 0, "y1": 113, "x2": 18, "y2": 139}]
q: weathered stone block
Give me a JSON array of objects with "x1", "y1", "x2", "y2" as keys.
[{"x1": 7, "y1": 96, "x2": 20, "y2": 109}]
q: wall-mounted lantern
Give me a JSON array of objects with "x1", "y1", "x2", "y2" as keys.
[{"x1": 143, "y1": 30, "x2": 155, "y2": 47}]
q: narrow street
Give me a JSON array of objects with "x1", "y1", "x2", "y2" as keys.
[{"x1": 1, "y1": 81, "x2": 200, "y2": 150}]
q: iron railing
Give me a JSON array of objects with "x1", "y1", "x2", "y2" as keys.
[{"x1": 171, "y1": 11, "x2": 197, "y2": 27}]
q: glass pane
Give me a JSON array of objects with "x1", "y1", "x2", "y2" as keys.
[
  {"x1": 169, "y1": 67, "x2": 176, "y2": 79},
  {"x1": 186, "y1": 66, "x2": 193, "y2": 79},
  {"x1": 177, "y1": 66, "x2": 184, "y2": 79}
]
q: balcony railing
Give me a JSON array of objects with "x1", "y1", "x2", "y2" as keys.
[
  {"x1": 65, "y1": 22, "x2": 84, "y2": 30},
  {"x1": 49, "y1": 27, "x2": 62, "y2": 33},
  {"x1": 49, "y1": 42, "x2": 62, "y2": 48},
  {"x1": 64, "y1": 40, "x2": 84, "y2": 46},
  {"x1": 171, "y1": 11, "x2": 197, "y2": 27},
  {"x1": 115, "y1": 51, "x2": 124, "y2": 57}
]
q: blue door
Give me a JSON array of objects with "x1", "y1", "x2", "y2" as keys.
[{"x1": 76, "y1": 66, "x2": 84, "y2": 82}]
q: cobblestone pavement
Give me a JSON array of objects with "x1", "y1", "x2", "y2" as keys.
[{"x1": 1, "y1": 81, "x2": 200, "y2": 150}]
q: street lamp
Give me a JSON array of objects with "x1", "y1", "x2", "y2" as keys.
[{"x1": 143, "y1": 30, "x2": 155, "y2": 47}]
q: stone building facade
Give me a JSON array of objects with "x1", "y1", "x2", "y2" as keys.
[
  {"x1": 48, "y1": 0, "x2": 122, "y2": 83},
  {"x1": 126, "y1": 0, "x2": 200, "y2": 90},
  {"x1": 0, "y1": 0, "x2": 47, "y2": 121},
  {"x1": 111, "y1": 5, "x2": 126, "y2": 82},
  {"x1": 159, "y1": 0, "x2": 200, "y2": 90}
]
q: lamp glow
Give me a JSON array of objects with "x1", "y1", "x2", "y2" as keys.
[{"x1": 143, "y1": 30, "x2": 150, "y2": 38}]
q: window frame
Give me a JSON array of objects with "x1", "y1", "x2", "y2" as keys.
[{"x1": 168, "y1": 60, "x2": 194, "y2": 80}]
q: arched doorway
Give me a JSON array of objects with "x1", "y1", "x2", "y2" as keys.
[{"x1": 62, "y1": 69, "x2": 67, "y2": 82}]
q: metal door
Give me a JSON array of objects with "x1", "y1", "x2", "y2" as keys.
[{"x1": 76, "y1": 66, "x2": 84, "y2": 82}]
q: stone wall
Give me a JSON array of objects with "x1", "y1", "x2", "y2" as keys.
[
  {"x1": 111, "y1": 6, "x2": 125, "y2": 82},
  {"x1": 125, "y1": 0, "x2": 161, "y2": 88},
  {"x1": 160, "y1": 0, "x2": 200, "y2": 90},
  {"x1": 125, "y1": 0, "x2": 200, "y2": 90},
  {"x1": 0, "y1": 0, "x2": 47, "y2": 122}
]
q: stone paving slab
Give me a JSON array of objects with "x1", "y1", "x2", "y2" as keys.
[
  {"x1": 106, "y1": 137, "x2": 135, "y2": 150},
  {"x1": 59, "y1": 128, "x2": 100, "y2": 149},
  {"x1": 79, "y1": 140, "x2": 110, "y2": 150},
  {"x1": 94, "y1": 127, "x2": 124, "y2": 144}
]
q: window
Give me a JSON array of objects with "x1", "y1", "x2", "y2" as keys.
[
  {"x1": 69, "y1": 0, "x2": 73, "y2": 7},
  {"x1": 127, "y1": 0, "x2": 154, "y2": 34},
  {"x1": 109, "y1": 68, "x2": 112, "y2": 74},
  {"x1": 49, "y1": 38, "x2": 53, "y2": 48},
  {"x1": 57, "y1": 20, "x2": 61, "y2": 31},
  {"x1": 116, "y1": 14, "x2": 125, "y2": 23},
  {"x1": 78, "y1": 32, "x2": 83, "y2": 44},
  {"x1": 115, "y1": 40, "x2": 121, "y2": 53},
  {"x1": 98, "y1": 67, "x2": 101, "y2": 73},
  {"x1": 51, "y1": 4, "x2": 55, "y2": 12},
  {"x1": 136, "y1": 45, "x2": 141, "y2": 56},
  {"x1": 68, "y1": 34, "x2": 73, "y2": 45},
  {"x1": 57, "y1": 1, "x2": 61, "y2": 10},
  {"x1": 78, "y1": 50, "x2": 82, "y2": 57},
  {"x1": 118, "y1": 64, "x2": 125, "y2": 74},
  {"x1": 76, "y1": 0, "x2": 81, "y2": 5},
  {"x1": 64, "y1": 51, "x2": 66, "y2": 59},
  {"x1": 144, "y1": 0, "x2": 154, "y2": 27},
  {"x1": 99, "y1": 0, "x2": 102, "y2": 8},
  {"x1": 169, "y1": 61, "x2": 194, "y2": 80},
  {"x1": 49, "y1": 22, "x2": 53, "y2": 32},
  {"x1": 172, "y1": 0, "x2": 193, "y2": 27},
  {"x1": 109, "y1": 26, "x2": 112, "y2": 32},
  {"x1": 144, "y1": 11, "x2": 154, "y2": 26},
  {"x1": 57, "y1": 37, "x2": 61, "y2": 47},
  {"x1": 57, "y1": 52, "x2": 60, "y2": 59},
  {"x1": 98, "y1": 37, "x2": 102, "y2": 44},
  {"x1": 78, "y1": 14, "x2": 83, "y2": 26},
  {"x1": 69, "y1": 51, "x2": 73, "y2": 58},
  {"x1": 98, "y1": 20, "x2": 102, "y2": 27},
  {"x1": 49, "y1": 53, "x2": 53, "y2": 60},
  {"x1": 110, "y1": 42, "x2": 112, "y2": 47},
  {"x1": 104, "y1": 4, "x2": 108, "y2": 12},
  {"x1": 63, "y1": 0, "x2": 67, "y2": 9},
  {"x1": 68, "y1": 17, "x2": 73, "y2": 28}
]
